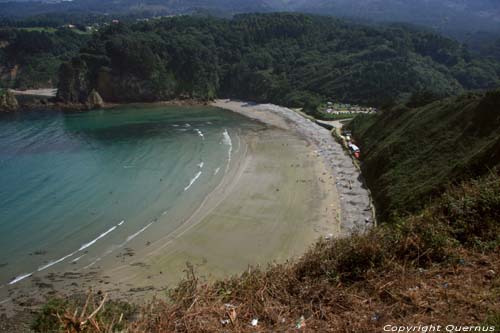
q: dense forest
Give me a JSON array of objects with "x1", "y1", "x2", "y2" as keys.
[
  {"x1": 1, "y1": 0, "x2": 499, "y2": 39},
  {"x1": 57, "y1": 13, "x2": 500, "y2": 109},
  {"x1": 0, "y1": 28, "x2": 89, "y2": 89}
]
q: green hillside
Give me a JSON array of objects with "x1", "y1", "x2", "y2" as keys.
[
  {"x1": 350, "y1": 89, "x2": 500, "y2": 220},
  {"x1": 57, "y1": 13, "x2": 500, "y2": 109},
  {"x1": 0, "y1": 28, "x2": 90, "y2": 89}
]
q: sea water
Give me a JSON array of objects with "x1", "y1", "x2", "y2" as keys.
[{"x1": 0, "y1": 105, "x2": 260, "y2": 286}]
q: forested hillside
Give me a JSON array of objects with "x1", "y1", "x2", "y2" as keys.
[
  {"x1": 293, "y1": 0, "x2": 500, "y2": 37},
  {"x1": 0, "y1": 28, "x2": 90, "y2": 89},
  {"x1": 1, "y1": 0, "x2": 499, "y2": 38},
  {"x1": 57, "y1": 13, "x2": 500, "y2": 108},
  {"x1": 350, "y1": 89, "x2": 500, "y2": 220}
]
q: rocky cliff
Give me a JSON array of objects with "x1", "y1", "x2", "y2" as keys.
[{"x1": 0, "y1": 90, "x2": 18, "y2": 112}]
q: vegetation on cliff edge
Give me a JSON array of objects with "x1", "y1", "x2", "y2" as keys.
[
  {"x1": 0, "y1": 28, "x2": 90, "y2": 89},
  {"x1": 57, "y1": 13, "x2": 500, "y2": 110},
  {"x1": 31, "y1": 171, "x2": 500, "y2": 332},
  {"x1": 349, "y1": 89, "x2": 500, "y2": 221}
]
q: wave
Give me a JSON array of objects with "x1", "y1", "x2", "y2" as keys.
[
  {"x1": 36, "y1": 219, "x2": 125, "y2": 273},
  {"x1": 82, "y1": 257, "x2": 101, "y2": 270},
  {"x1": 198, "y1": 162, "x2": 204, "y2": 169},
  {"x1": 71, "y1": 254, "x2": 86, "y2": 263},
  {"x1": 214, "y1": 167, "x2": 221, "y2": 175},
  {"x1": 98, "y1": 218, "x2": 158, "y2": 265},
  {"x1": 8, "y1": 219, "x2": 126, "y2": 284},
  {"x1": 78, "y1": 225, "x2": 117, "y2": 251},
  {"x1": 37, "y1": 251, "x2": 77, "y2": 272},
  {"x1": 184, "y1": 171, "x2": 202, "y2": 191},
  {"x1": 126, "y1": 222, "x2": 154, "y2": 242},
  {"x1": 0, "y1": 298, "x2": 9, "y2": 305},
  {"x1": 184, "y1": 123, "x2": 191, "y2": 127},
  {"x1": 222, "y1": 129, "x2": 232, "y2": 146},
  {"x1": 222, "y1": 129, "x2": 233, "y2": 172},
  {"x1": 195, "y1": 129, "x2": 205, "y2": 139},
  {"x1": 8, "y1": 272, "x2": 32, "y2": 285}
]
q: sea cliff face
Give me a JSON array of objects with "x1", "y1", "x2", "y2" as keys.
[{"x1": 0, "y1": 90, "x2": 18, "y2": 112}]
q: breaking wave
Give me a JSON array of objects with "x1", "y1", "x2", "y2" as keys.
[{"x1": 184, "y1": 171, "x2": 202, "y2": 191}]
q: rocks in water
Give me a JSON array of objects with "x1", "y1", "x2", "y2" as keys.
[
  {"x1": 86, "y1": 89, "x2": 104, "y2": 109},
  {"x1": 0, "y1": 90, "x2": 19, "y2": 112}
]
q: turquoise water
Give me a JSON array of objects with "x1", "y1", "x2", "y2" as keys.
[{"x1": 0, "y1": 105, "x2": 258, "y2": 286}]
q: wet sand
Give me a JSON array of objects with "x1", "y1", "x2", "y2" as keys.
[
  {"x1": 212, "y1": 100, "x2": 373, "y2": 233},
  {"x1": 0, "y1": 103, "x2": 345, "y2": 316}
]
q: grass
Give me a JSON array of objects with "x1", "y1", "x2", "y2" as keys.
[
  {"x1": 349, "y1": 90, "x2": 500, "y2": 221},
  {"x1": 31, "y1": 172, "x2": 500, "y2": 332},
  {"x1": 24, "y1": 89, "x2": 500, "y2": 332}
]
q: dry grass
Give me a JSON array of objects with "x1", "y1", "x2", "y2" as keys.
[{"x1": 34, "y1": 173, "x2": 500, "y2": 332}]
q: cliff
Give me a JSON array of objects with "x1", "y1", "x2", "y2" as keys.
[
  {"x1": 0, "y1": 89, "x2": 18, "y2": 112},
  {"x1": 349, "y1": 89, "x2": 500, "y2": 220}
]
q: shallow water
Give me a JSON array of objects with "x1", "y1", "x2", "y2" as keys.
[{"x1": 0, "y1": 105, "x2": 260, "y2": 286}]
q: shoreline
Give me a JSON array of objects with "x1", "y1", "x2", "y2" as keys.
[
  {"x1": 0, "y1": 101, "x2": 345, "y2": 317},
  {"x1": 212, "y1": 99, "x2": 373, "y2": 234},
  {"x1": 93, "y1": 121, "x2": 342, "y2": 303}
]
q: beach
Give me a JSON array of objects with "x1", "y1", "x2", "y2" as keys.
[
  {"x1": 0, "y1": 100, "x2": 371, "y2": 317},
  {"x1": 212, "y1": 100, "x2": 373, "y2": 232}
]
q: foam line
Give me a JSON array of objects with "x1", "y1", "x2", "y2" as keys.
[
  {"x1": 82, "y1": 258, "x2": 101, "y2": 270},
  {"x1": 222, "y1": 129, "x2": 233, "y2": 172},
  {"x1": 126, "y1": 222, "x2": 154, "y2": 242},
  {"x1": 78, "y1": 225, "x2": 117, "y2": 251},
  {"x1": 8, "y1": 273, "x2": 33, "y2": 285},
  {"x1": 7, "y1": 219, "x2": 125, "y2": 284},
  {"x1": 37, "y1": 251, "x2": 77, "y2": 272},
  {"x1": 184, "y1": 171, "x2": 202, "y2": 191},
  {"x1": 71, "y1": 255, "x2": 86, "y2": 263},
  {"x1": 195, "y1": 129, "x2": 205, "y2": 139}
]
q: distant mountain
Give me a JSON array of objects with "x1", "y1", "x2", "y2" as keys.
[
  {"x1": 292, "y1": 0, "x2": 500, "y2": 36},
  {"x1": 0, "y1": 0, "x2": 499, "y2": 36}
]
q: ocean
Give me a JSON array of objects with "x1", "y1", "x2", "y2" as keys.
[{"x1": 0, "y1": 104, "x2": 260, "y2": 286}]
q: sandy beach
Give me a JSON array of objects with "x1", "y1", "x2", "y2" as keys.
[
  {"x1": 212, "y1": 100, "x2": 373, "y2": 233},
  {"x1": 0, "y1": 100, "x2": 371, "y2": 318},
  {"x1": 9, "y1": 88, "x2": 57, "y2": 97}
]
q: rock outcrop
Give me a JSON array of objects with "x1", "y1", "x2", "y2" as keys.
[
  {"x1": 56, "y1": 58, "x2": 89, "y2": 104},
  {"x1": 0, "y1": 90, "x2": 19, "y2": 112},
  {"x1": 86, "y1": 89, "x2": 104, "y2": 109}
]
